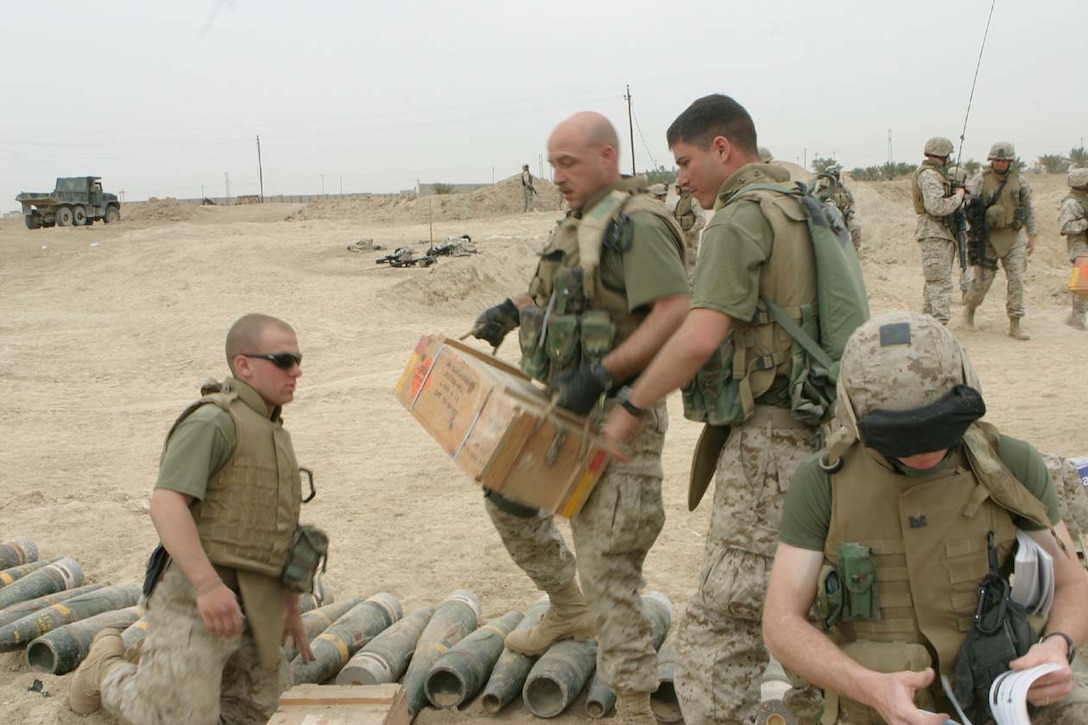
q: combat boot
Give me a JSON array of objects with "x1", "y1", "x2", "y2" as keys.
[
  {"x1": 963, "y1": 304, "x2": 977, "y2": 329},
  {"x1": 68, "y1": 628, "x2": 123, "y2": 714},
  {"x1": 504, "y1": 579, "x2": 595, "y2": 655},
  {"x1": 1008, "y1": 318, "x2": 1031, "y2": 341},
  {"x1": 613, "y1": 691, "x2": 656, "y2": 725},
  {"x1": 1066, "y1": 313, "x2": 1087, "y2": 331}
]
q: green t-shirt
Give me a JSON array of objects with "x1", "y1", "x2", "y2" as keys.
[
  {"x1": 781, "y1": 435, "x2": 1061, "y2": 552},
  {"x1": 690, "y1": 199, "x2": 774, "y2": 322},
  {"x1": 599, "y1": 209, "x2": 690, "y2": 311},
  {"x1": 154, "y1": 403, "x2": 236, "y2": 501}
]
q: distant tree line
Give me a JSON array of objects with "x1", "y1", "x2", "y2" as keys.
[{"x1": 844, "y1": 147, "x2": 1086, "y2": 182}]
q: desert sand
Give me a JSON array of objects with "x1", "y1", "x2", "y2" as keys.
[{"x1": 0, "y1": 171, "x2": 1084, "y2": 724}]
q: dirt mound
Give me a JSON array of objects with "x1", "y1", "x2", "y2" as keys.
[
  {"x1": 288, "y1": 175, "x2": 562, "y2": 225},
  {"x1": 123, "y1": 197, "x2": 200, "y2": 224}
]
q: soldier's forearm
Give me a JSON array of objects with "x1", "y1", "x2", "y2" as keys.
[{"x1": 149, "y1": 489, "x2": 221, "y2": 593}]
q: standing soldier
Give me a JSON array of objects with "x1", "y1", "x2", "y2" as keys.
[
  {"x1": 963, "y1": 141, "x2": 1038, "y2": 340},
  {"x1": 911, "y1": 137, "x2": 966, "y2": 325},
  {"x1": 521, "y1": 163, "x2": 537, "y2": 212},
  {"x1": 826, "y1": 166, "x2": 862, "y2": 251},
  {"x1": 471, "y1": 112, "x2": 690, "y2": 725},
  {"x1": 671, "y1": 183, "x2": 706, "y2": 271},
  {"x1": 1060, "y1": 167, "x2": 1088, "y2": 330}
]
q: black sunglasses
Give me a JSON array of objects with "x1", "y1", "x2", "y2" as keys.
[{"x1": 242, "y1": 352, "x2": 302, "y2": 370}]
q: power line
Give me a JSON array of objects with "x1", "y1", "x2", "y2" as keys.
[{"x1": 630, "y1": 99, "x2": 659, "y2": 171}]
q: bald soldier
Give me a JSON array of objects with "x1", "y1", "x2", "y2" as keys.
[{"x1": 470, "y1": 112, "x2": 690, "y2": 725}]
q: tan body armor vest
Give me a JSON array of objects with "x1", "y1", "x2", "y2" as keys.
[
  {"x1": 521, "y1": 186, "x2": 684, "y2": 383},
  {"x1": 911, "y1": 160, "x2": 950, "y2": 215},
  {"x1": 683, "y1": 182, "x2": 817, "y2": 425},
  {"x1": 674, "y1": 193, "x2": 697, "y2": 232},
  {"x1": 980, "y1": 167, "x2": 1025, "y2": 230},
  {"x1": 167, "y1": 390, "x2": 302, "y2": 578},
  {"x1": 823, "y1": 423, "x2": 1051, "y2": 722},
  {"x1": 1062, "y1": 191, "x2": 1088, "y2": 247}
]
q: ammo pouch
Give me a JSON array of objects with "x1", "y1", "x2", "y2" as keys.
[
  {"x1": 518, "y1": 306, "x2": 550, "y2": 381},
  {"x1": 952, "y1": 569, "x2": 1038, "y2": 723},
  {"x1": 823, "y1": 641, "x2": 936, "y2": 725},
  {"x1": 579, "y1": 309, "x2": 614, "y2": 364},
  {"x1": 839, "y1": 542, "x2": 881, "y2": 621},
  {"x1": 281, "y1": 524, "x2": 329, "y2": 594}
]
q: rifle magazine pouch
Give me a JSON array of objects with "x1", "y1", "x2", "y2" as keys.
[
  {"x1": 518, "y1": 306, "x2": 550, "y2": 381},
  {"x1": 838, "y1": 542, "x2": 881, "y2": 621},
  {"x1": 281, "y1": 524, "x2": 329, "y2": 594},
  {"x1": 953, "y1": 598, "x2": 1037, "y2": 721},
  {"x1": 579, "y1": 309, "x2": 614, "y2": 363},
  {"x1": 545, "y1": 314, "x2": 581, "y2": 371},
  {"x1": 832, "y1": 641, "x2": 936, "y2": 725}
]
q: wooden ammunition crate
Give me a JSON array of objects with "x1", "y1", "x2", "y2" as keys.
[
  {"x1": 267, "y1": 684, "x2": 409, "y2": 725},
  {"x1": 395, "y1": 334, "x2": 609, "y2": 517}
]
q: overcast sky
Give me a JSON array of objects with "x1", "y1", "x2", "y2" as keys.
[{"x1": 3, "y1": 0, "x2": 1086, "y2": 207}]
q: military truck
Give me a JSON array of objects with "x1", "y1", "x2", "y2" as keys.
[{"x1": 16, "y1": 177, "x2": 121, "y2": 229}]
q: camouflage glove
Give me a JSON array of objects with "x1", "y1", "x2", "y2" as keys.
[
  {"x1": 552, "y1": 361, "x2": 614, "y2": 416},
  {"x1": 471, "y1": 298, "x2": 520, "y2": 348}
]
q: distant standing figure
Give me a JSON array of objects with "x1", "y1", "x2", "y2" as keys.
[
  {"x1": 649, "y1": 183, "x2": 668, "y2": 203},
  {"x1": 521, "y1": 164, "x2": 537, "y2": 212},
  {"x1": 963, "y1": 141, "x2": 1037, "y2": 340},
  {"x1": 910, "y1": 136, "x2": 965, "y2": 325},
  {"x1": 671, "y1": 184, "x2": 706, "y2": 270},
  {"x1": 1059, "y1": 167, "x2": 1088, "y2": 330}
]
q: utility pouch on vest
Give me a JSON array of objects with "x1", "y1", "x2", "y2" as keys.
[
  {"x1": 579, "y1": 309, "x2": 614, "y2": 363},
  {"x1": 838, "y1": 542, "x2": 881, "y2": 621},
  {"x1": 141, "y1": 543, "x2": 170, "y2": 599},
  {"x1": 518, "y1": 306, "x2": 550, "y2": 381},
  {"x1": 681, "y1": 335, "x2": 737, "y2": 424},
  {"x1": 826, "y1": 641, "x2": 936, "y2": 725},
  {"x1": 953, "y1": 531, "x2": 1038, "y2": 723},
  {"x1": 545, "y1": 314, "x2": 580, "y2": 372},
  {"x1": 281, "y1": 524, "x2": 329, "y2": 594},
  {"x1": 816, "y1": 564, "x2": 844, "y2": 631},
  {"x1": 985, "y1": 204, "x2": 1006, "y2": 230}
]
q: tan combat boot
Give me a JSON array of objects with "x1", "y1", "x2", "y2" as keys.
[
  {"x1": 964, "y1": 304, "x2": 977, "y2": 329},
  {"x1": 68, "y1": 628, "x2": 124, "y2": 714},
  {"x1": 1008, "y1": 318, "x2": 1031, "y2": 341},
  {"x1": 504, "y1": 579, "x2": 595, "y2": 655},
  {"x1": 614, "y1": 691, "x2": 656, "y2": 725},
  {"x1": 1066, "y1": 312, "x2": 1087, "y2": 331}
]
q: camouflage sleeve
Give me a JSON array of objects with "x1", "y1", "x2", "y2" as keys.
[
  {"x1": 918, "y1": 168, "x2": 961, "y2": 217},
  {"x1": 1020, "y1": 178, "x2": 1038, "y2": 236},
  {"x1": 691, "y1": 200, "x2": 707, "y2": 234},
  {"x1": 1059, "y1": 197, "x2": 1088, "y2": 236},
  {"x1": 968, "y1": 172, "x2": 983, "y2": 196}
]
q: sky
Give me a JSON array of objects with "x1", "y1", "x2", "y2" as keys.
[{"x1": 3, "y1": 0, "x2": 1086, "y2": 208}]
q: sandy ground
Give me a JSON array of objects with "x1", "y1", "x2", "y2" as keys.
[{"x1": 0, "y1": 172, "x2": 1084, "y2": 724}]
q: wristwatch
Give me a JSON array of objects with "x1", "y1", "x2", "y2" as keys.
[
  {"x1": 616, "y1": 386, "x2": 647, "y2": 419},
  {"x1": 1042, "y1": 631, "x2": 1076, "y2": 664}
]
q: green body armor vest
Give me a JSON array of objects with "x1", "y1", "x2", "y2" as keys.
[{"x1": 519, "y1": 186, "x2": 684, "y2": 384}]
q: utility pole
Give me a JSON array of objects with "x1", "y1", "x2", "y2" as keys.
[
  {"x1": 201, "y1": 183, "x2": 204, "y2": 201},
  {"x1": 224, "y1": 173, "x2": 231, "y2": 202},
  {"x1": 339, "y1": 176, "x2": 343, "y2": 196},
  {"x1": 803, "y1": 148, "x2": 807, "y2": 170},
  {"x1": 624, "y1": 85, "x2": 636, "y2": 176},
  {"x1": 887, "y1": 129, "x2": 893, "y2": 163},
  {"x1": 256, "y1": 135, "x2": 264, "y2": 203},
  {"x1": 119, "y1": 188, "x2": 125, "y2": 204},
  {"x1": 320, "y1": 174, "x2": 325, "y2": 198}
]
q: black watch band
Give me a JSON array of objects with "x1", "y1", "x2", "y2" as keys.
[
  {"x1": 1042, "y1": 631, "x2": 1076, "y2": 664},
  {"x1": 616, "y1": 387, "x2": 647, "y2": 418}
]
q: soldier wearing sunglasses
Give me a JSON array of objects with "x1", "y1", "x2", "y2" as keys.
[{"x1": 69, "y1": 313, "x2": 313, "y2": 725}]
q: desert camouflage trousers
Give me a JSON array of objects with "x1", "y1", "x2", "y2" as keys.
[
  {"x1": 100, "y1": 563, "x2": 290, "y2": 725},
  {"x1": 523, "y1": 186, "x2": 534, "y2": 212},
  {"x1": 1068, "y1": 239, "x2": 1088, "y2": 318},
  {"x1": 918, "y1": 237, "x2": 956, "y2": 324},
  {"x1": 486, "y1": 398, "x2": 668, "y2": 694},
  {"x1": 964, "y1": 231, "x2": 1028, "y2": 319},
  {"x1": 675, "y1": 406, "x2": 820, "y2": 725}
]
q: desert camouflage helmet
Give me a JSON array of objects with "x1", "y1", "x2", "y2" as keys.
[
  {"x1": 837, "y1": 311, "x2": 980, "y2": 421},
  {"x1": 1069, "y1": 167, "x2": 1088, "y2": 188},
  {"x1": 923, "y1": 137, "x2": 954, "y2": 158},
  {"x1": 988, "y1": 141, "x2": 1016, "y2": 161},
  {"x1": 648, "y1": 183, "x2": 667, "y2": 197},
  {"x1": 947, "y1": 165, "x2": 968, "y2": 185},
  {"x1": 758, "y1": 147, "x2": 774, "y2": 163}
]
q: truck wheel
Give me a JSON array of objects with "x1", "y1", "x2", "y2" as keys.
[
  {"x1": 73, "y1": 206, "x2": 87, "y2": 226},
  {"x1": 55, "y1": 206, "x2": 74, "y2": 227},
  {"x1": 104, "y1": 206, "x2": 121, "y2": 224},
  {"x1": 25, "y1": 214, "x2": 42, "y2": 230}
]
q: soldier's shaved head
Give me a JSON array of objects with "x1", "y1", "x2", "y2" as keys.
[
  {"x1": 226, "y1": 313, "x2": 295, "y2": 374},
  {"x1": 548, "y1": 111, "x2": 622, "y2": 212}
]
